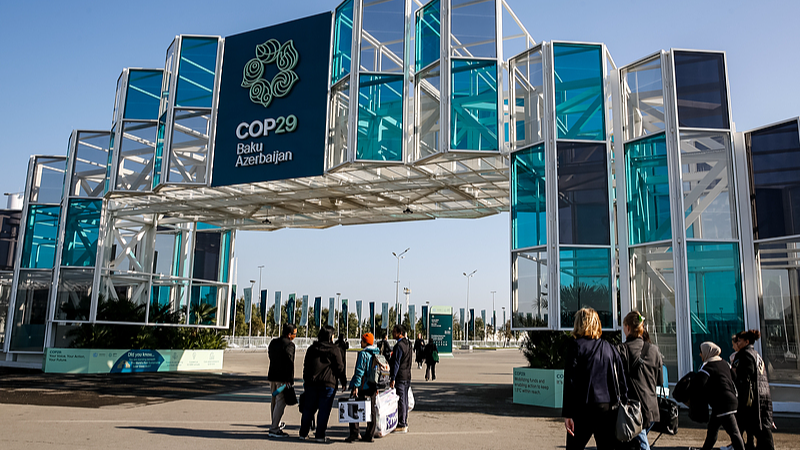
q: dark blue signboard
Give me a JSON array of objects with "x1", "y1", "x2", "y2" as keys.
[{"x1": 212, "y1": 13, "x2": 332, "y2": 186}]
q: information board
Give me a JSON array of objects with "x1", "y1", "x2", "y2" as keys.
[{"x1": 428, "y1": 306, "x2": 453, "y2": 355}]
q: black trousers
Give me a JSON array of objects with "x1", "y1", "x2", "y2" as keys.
[
  {"x1": 702, "y1": 413, "x2": 745, "y2": 450},
  {"x1": 348, "y1": 390, "x2": 378, "y2": 441},
  {"x1": 426, "y1": 362, "x2": 436, "y2": 380},
  {"x1": 566, "y1": 403, "x2": 617, "y2": 450}
]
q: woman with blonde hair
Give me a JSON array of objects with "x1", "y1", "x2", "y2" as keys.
[
  {"x1": 619, "y1": 311, "x2": 663, "y2": 450},
  {"x1": 562, "y1": 307, "x2": 627, "y2": 450}
]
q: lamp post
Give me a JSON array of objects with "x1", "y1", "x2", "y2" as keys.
[
  {"x1": 258, "y1": 265, "x2": 264, "y2": 338},
  {"x1": 491, "y1": 290, "x2": 496, "y2": 343},
  {"x1": 392, "y1": 248, "x2": 410, "y2": 326},
  {"x1": 336, "y1": 292, "x2": 341, "y2": 335},
  {"x1": 463, "y1": 270, "x2": 476, "y2": 344},
  {"x1": 425, "y1": 301, "x2": 430, "y2": 341},
  {"x1": 403, "y1": 287, "x2": 411, "y2": 331},
  {"x1": 248, "y1": 279, "x2": 256, "y2": 347},
  {"x1": 502, "y1": 306, "x2": 506, "y2": 347}
]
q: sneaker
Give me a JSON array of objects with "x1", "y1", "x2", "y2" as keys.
[
  {"x1": 268, "y1": 431, "x2": 289, "y2": 438},
  {"x1": 393, "y1": 426, "x2": 408, "y2": 433},
  {"x1": 720, "y1": 447, "x2": 733, "y2": 450},
  {"x1": 279, "y1": 421, "x2": 286, "y2": 430},
  {"x1": 313, "y1": 437, "x2": 331, "y2": 443},
  {"x1": 298, "y1": 436, "x2": 308, "y2": 441},
  {"x1": 345, "y1": 435, "x2": 359, "y2": 443}
]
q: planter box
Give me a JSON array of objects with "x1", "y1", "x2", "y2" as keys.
[
  {"x1": 512, "y1": 367, "x2": 563, "y2": 408},
  {"x1": 42, "y1": 348, "x2": 224, "y2": 374}
]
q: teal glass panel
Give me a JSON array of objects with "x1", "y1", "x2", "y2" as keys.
[
  {"x1": 192, "y1": 231, "x2": 220, "y2": 281},
  {"x1": 625, "y1": 133, "x2": 671, "y2": 245},
  {"x1": 21, "y1": 205, "x2": 60, "y2": 269},
  {"x1": 152, "y1": 115, "x2": 166, "y2": 188},
  {"x1": 196, "y1": 222, "x2": 220, "y2": 230},
  {"x1": 557, "y1": 142, "x2": 610, "y2": 245},
  {"x1": 415, "y1": 0, "x2": 440, "y2": 72},
  {"x1": 451, "y1": 59, "x2": 498, "y2": 150},
  {"x1": 553, "y1": 43, "x2": 605, "y2": 141},
  {"x1": 124, "y1": 70, "x2": 163, "y2": 120},
  {"x1": 104, "y1": 129, "x2": 115, "y2": 195},
  {"x1": 331, "y1": 0, "x2": 354, "y2": 84},
  {"x1": 220, "y1": 231, "x2": 231, "y2": 283},
  {"x1": 559, "y1": 247, "x2": 613, "y2": 328},
  {"x1": 149, "y1": 285, "x2": 172, "y2": 323},
  {"x1": 417, "y1": 64, "x2": 440, "y2": 159},
  {"x1": 356, "y1": 74, "x2": 403, "y2": 161},
  {"x1": 622, "y1": 56, "x2": 664, "y2": 141},
  {"x1": 61, "y1": 199, "x2": 102, "y2": 267},
  {"x1": 189, "y1": 284, "x2": 218, "y2": 325},
  {"x1": 175, "y1": 37, "x2": 218, "y2": 108},
  {"x1": 687, "y1": 242, "x2": 744, "y2": 370},
  {"x1": 512, "y1": 144, "x2": 546, "y2": 249}
]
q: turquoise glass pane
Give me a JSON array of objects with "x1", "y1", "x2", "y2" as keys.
[
  {"x1": 415, "y1": 0, "x2": 440, "y2": 71},
  {"x1": 189, "y1": 285, "x2": 218, "y2": 325},
  {"x1": 687, "y1": 242, "x2": 744, "y2": 370},
  {"x1": 196, "y1": 222, "x2": 220, "y2": 230},
  {"x1": 104, "y1": 129, "x2": 115, "y2": 195},
  {"x1": 557, "y1": 142, "x2": 609, "y2": 245},
  {"x1": 152, "y1": 116, "x2": 166, "y2": 188},
  {"x1": 220, "y1": 231, "x2": 231, "y2": 283},
  {"x1": 625, "y1": 133, "x2": 671, "y2": 245},
  {"x1": 124, "y1": 70, "x2": 162, "y2": 120},
  {"x1": 451, "y1": 59, "x2": 498, "y2": 150},
  {"x1": 559, "y1": 247, "x2": 612, "y2": 328},
  {"x1": 357, "y1": 74, "x2": 403, "y2": 161},
  {"x1": 175, "y1": 37, "x2": 218, "y2": 108},
  {"x1": 21, "y1": 205, "x2": 60, "y2": 269},
  {"x1": 512, "y1": 144, "x2": 546, "y2": 249},
  {"x1": 331, "y1": 0, "x2": 354, "y2": 84},
  {"x1": 61, "y1": 199, "x2": 102, "y2": 267},
  {"x1": 553, "y1": 43, "x2": 605, "y2": 141}
]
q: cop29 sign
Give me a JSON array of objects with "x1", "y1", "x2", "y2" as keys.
[{"x1": 211, "y1": 12, "x2": 332, "y2": 187}]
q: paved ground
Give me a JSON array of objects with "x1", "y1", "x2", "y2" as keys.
[{"x1": 0, "y1": 348, "x2": 798, "y2": 449}]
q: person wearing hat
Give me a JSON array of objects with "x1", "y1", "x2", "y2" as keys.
[
  {"x1": 689, "y1": 341, "x2": 745, "y2": 450},
  {"x1": 345, "y1": 333, "x2": 380, "y2": 443}
]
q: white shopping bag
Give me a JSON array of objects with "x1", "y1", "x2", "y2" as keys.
[
  {"x1": 408, "y1": 387, "x2": 415, "y2": 412},
  {"x1": 374, "y1": 389, "x2": 399, "y2": 437}
]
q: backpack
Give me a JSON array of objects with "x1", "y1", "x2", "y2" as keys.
[
  {"x1": 367, "y1": 351, "x2": 391, "y2": 389},
  {"x1": 431, "y1": 349, "x2": 439, "y2": 363}
]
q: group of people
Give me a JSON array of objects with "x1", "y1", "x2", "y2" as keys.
[
  {"x1": 267, "y1": 322, "x2": 430, "y2": 443},
  {"x1": 561, "y1": 307, "x2": 775, "y2": 450}
]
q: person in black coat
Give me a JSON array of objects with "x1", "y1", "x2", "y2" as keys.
[
  {"x1": 414, "y1": 333, "x2": 425, "y2": 369},
  {"x1": 732, "y1": 330, "x2": 774, "y2": 450},
  {"x1": 619, "y1": 311, "x2": 663, "y2": 450},
  {"x1": 424, "y1": 338, "x2": 438, "y2": 381},
  {"x1": 378, "y1": 334, "x2": 392, "y2": 360},
  {"x1": 336, "y1": 334, "x2": 350, "y2": 389},
  {"x1": 299, "y1": 326, "x2": 346, "y2": 442},
  {"x1": 562, "y1": 307, "x2": 627, "y2": 450},
  {"x1": 689, "y1": 341, "x2": 745, "y2": 450},
  {"x1": 267, "y1": 323, "x2": 296, "y2": 438}
]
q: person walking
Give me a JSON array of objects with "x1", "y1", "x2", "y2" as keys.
[
  {"x1": 336, "y1": 333, "x2": 350, "y2": 390},
  {"x1": 414, "y1": 333, "x2": 425, "y2": 369},
  {"x1": 688, "y1": 341, "x2": 745, "y2": 450},
  {"x1": 345, "y1": 333, "x2": 380, "y2": 443},
  {"x1": 619, "y1": 311, "x2": 663, "y2": 450},
  {"x1": 389, "y1": 324, "x2": 412, "y2": 433},
  {"x1": 562, "y1": 307, "x2": 627, "y2": 450},
  {"x1": 732, "y1": 330, "x2": 774, "y2": 450},
  {"x1": 267, "y1": 323, "x2": 296, "y2": 438},
  {"x1": 424, "y1": 338, "x2": 438, "y2": 381},
  {"x1": 378, "y1": 333, "x2": 392, "y2": 360},
  {"x1": 298, "y1": 325, "x2": 346, "y2": 443}
]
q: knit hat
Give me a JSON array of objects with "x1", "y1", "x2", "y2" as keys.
[
  {"x1": 361, "y1": 333, "x2": 374, "y2": 345},
  {"x1": 700, "y1": 341, "x2": 722, "y2": 362}
]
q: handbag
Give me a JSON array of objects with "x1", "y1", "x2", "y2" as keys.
[
  {"x1": 283, "y1": 385, "x2": 298, "y2": 406},
  {"x1": 612, "y1": 362, "x2": 644, "y2": 442},
  {"x1": 652, "y1": 396, "x2": 679, "y2": 435}
]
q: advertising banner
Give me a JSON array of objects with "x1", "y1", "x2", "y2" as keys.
[
  {"x1": 342, "y1": 299, "x2": 348, "y2": 333},
  {"x1": 429, "y1": 306, "x2": 453, "y2": 354},
  {"x1": 314, "y1": 296, "x2": 322, "y2": 327},
  {"x1": 328, "y1": 297, "x2": 335, "y2": 326},
  {"x1": 408, "y1": 305, "x2": 415, "y2": 334},
  {"x1": 212, "y1": 13, "x2": 333, "y2": 186},
  {"x1": 421, "y1": 305, "x2": 428, "y2": 333},
  {"x1": 369, "y1": 302, "x2": 375, "y2": 334},
  {"x1": 300, "y1": 294, "x2": 309, "y2": 326},
  {"x1": 356, "y1": 300, "x2": 362, "y2": 322},
  {"x1": 287, "y1": 293, "x2": 296, "y2": 324},
  {"x1": 381, "y1": 302, "x2": 389, "y2": 329},
  {"x1": 230, "y1": 284, "x2": 237, "y2": 322},
  {"x1": 459, "y1": 308, "x2": 465, "y2": 331},
  {"x1": 274, "y1": 291, "x2": 282, "y2": 324},
  {"x1": 43, "y1": 348, "x2": 224, "y2": 374},
  {"x1": 469, "y1": 308, "x2": 475, "y2": 336},
  {"x1": 243, "y1": 288, "x2": 252, "y2": 323},
  {"x1": 260, "y1": 289, "x2": 268, "y2": 322}
]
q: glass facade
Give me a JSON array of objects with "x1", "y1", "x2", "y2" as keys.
[
  {"x1": 415, "y1": 0, "x2": 440, "y2": 72},
  {"x1": 747, "y1": 120, "x2": 800, "y2": 240},
  {"x1": 357, "y1": 74, "x2": 403, "y2": 161},
  {"x1": 417, "y1": 64, "x2": 440, "y2": 159},
  {"x1": 97, "y1": 272, "x2": 149, "y2": 323},
  {"x1": 559, "y1": 247, "x2": 613, "y2": 329},
  {"x1": 513, "y1": 250, "x2": 548, "y2": 328},
  {"x1": 10, "y1": 270, "x2": 51, "y2": 351},
  {"x1": 69, "y1": 131, "x2": 110, "y2": 198},
  {"x1": 622, "y1": 55, "x2": 664, "y2": 141},
  {"x1": 451, "y1": 59, "x2": 498, "y2": 151},
  {"x1": 124, "y1": 70, "x2": 162, "y2": 120},
  {"x1": 54, "y1": 268, "x2": 93, "y2": 321},
  {"x1": 167, "y1": 109, "x2": 210, "y2": 183},
  {"x1": 61, "y1": 199, "x2": 102, "y2": 267},
  {"x1": 450, "y1": 0, "x2": 495, "y2": 58},
  {"x1": 673, "y1": 51, "x2": 729, "y2": 130},
  {"x1": 21, "y1": 205, "x2": 60, "y2": 269},
  {"x1": 152, "y1": 116, "x2": 166, "y2": 187},
  {"x1": 175, "y1": 37, "x2": 218, "y2": 108},
  {"x1": 553, "y1": 43, "x2": 605, "y2": 141},
  {"x1": 332, "y1": 0, "x2": 354, "y2": 84},
  {"x1": 192, "y1": 231, "x2": 221, "y2": 282},
  {"x1": 512, "y1": 144, "x2": 546, "y2": 249},
  {"x1": 687, "y1": 242, "x2": 744, "y2": 370},
  {"x1": 329, "y1": 81, "x2": 350, "y2": 167},
  {"x1": 116, "y1": 122, "x2": 157, "y2": 191},
  {"x1": 511, "y1": 47, "x2": 544, "y2": 147},
  {"x1": 625, "y1": 133, "x2": 671, "y2": 245},
  {"x1": 29, "y1": 157, "x2": 66, "y2": 204},
  {"x1": 360, "y1": 0, "x2": 404, "y2": 73},
  {"x1": 557, "y1": 142, "x2": 610, "y2": 245},
  {"x1": 189, "y1": 283, "x2": 220, "y2": 325}
]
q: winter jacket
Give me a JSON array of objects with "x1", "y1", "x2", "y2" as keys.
[
  {"x1": 267, "y1": 336, "x2": 295, "y2": 383},
  {"x1": 303, "y1": 341, "x2": 346, "y2": 389},
  {"x1": 349, "y1": 345, "x2": 380, "y2": 392},
  {"x1": 389, "y1": 337, "x2": 412, "y2": 382},
  {"x1": 378, "y1": 339, "x2": 392, "y2": 360},
  {"x1": 619, "y1": 337, "x2": 663, "y2": 428},
  {"x1": 424, "y1": 340, "x2": 438, "y2": 365},
  {"x1": 414, "y1": 339, "x2": 425, "y2": 362},
  {"x1": 562, "y1": 337, "x2": 628, "y2": 419},
  {"x1": 336, "y1": 337, "x2": 349, "y2": 366},
  {"x1": 692, "y1": 359, "x2": 738, "y2": 417},
  {"x1": 733, "y1": 345, "x2": 773, "y2": 430}
]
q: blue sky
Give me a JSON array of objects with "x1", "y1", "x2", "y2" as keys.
[{"x1": 1, "y1": 0, "x2": 798, "y2": 319}]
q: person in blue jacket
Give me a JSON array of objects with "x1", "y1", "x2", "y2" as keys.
[{"x1": 345, "y1": 333, "x2": 380, "y2": 443}]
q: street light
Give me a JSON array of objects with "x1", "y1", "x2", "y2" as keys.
[
  {"x1": 491, "y1": 290, "x2": 496, "y2": 343},
  {"x1": 392, "y1": 248, "x2": 410, "y2": 325},
  {"x1": 258, "y1": 265, "x2": 264, "y2": 338},
  {"x1": 463, "y1": 270, "x2": 477, "y2": 344},
  {"x1": 336, "y1": 292, "x2": 341, "y2": 335},
  {"x1": 425, "y1": 301, "x2": 430, "y2": 341},
  {"x1": 501, "y1": 306, "x2": 506, "y2": 347}
]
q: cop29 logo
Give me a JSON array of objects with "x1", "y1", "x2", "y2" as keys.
[{"x1": 241, "y1": 39, "x2": 299, "y2": 108}]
